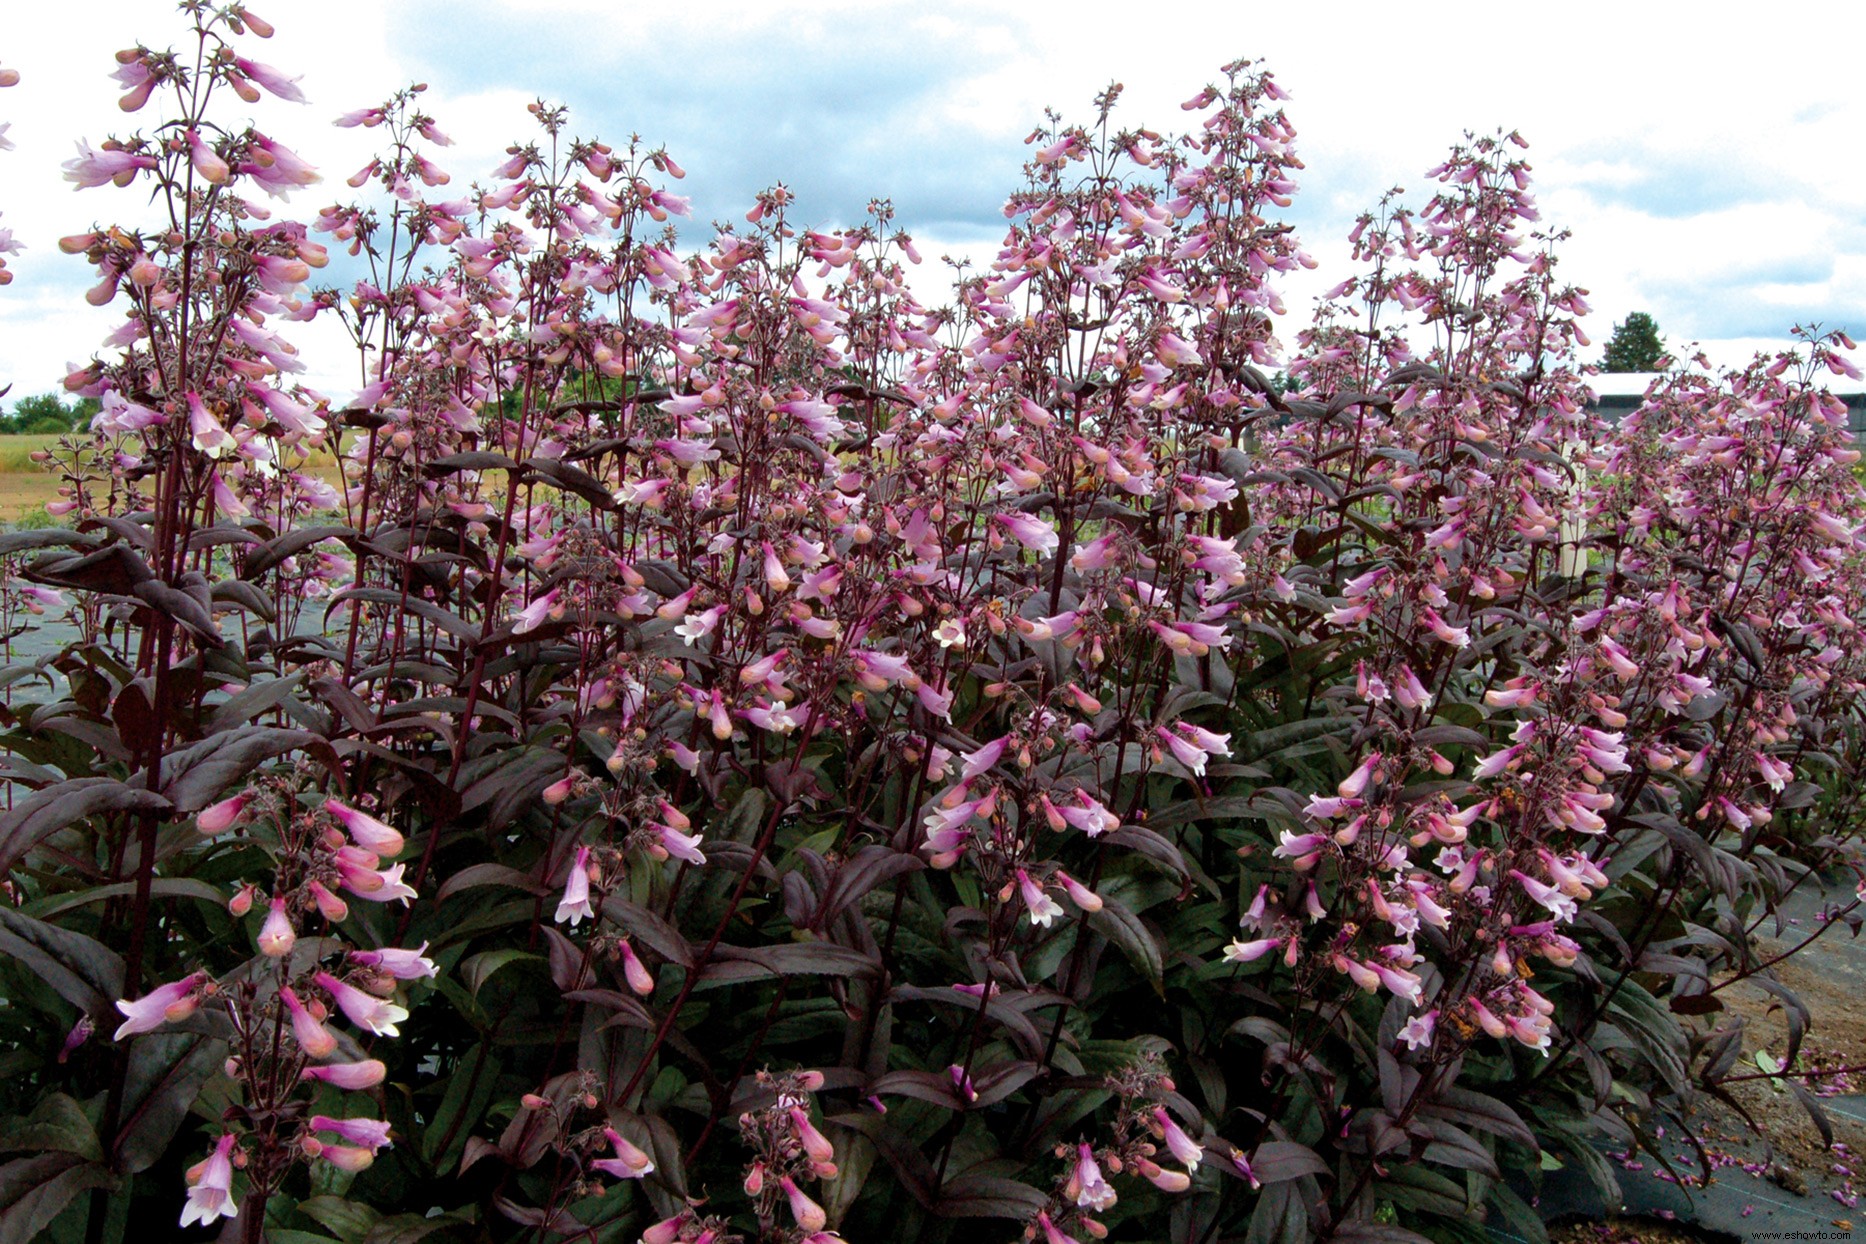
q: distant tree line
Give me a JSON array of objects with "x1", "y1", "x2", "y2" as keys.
[{"x1": 0, "y1": 392, "x2": 100, "y2": 435}]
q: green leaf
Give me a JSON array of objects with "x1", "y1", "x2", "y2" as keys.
[
  {"x1": 0, "y1": 1093, "x2": 101, "y2": 1162},
  {"x1": 0, "y1": 908, "x2": 124, "y2": 1015},
  {"x1": 1088, "y1": 898, "x2": 1164, "y2": 994},
  {"x1": 460, "y1": 950, "x2": 538, "y2": 998},
  {"x1": 0, "y1": 1152, "x2": 115, "y2": 1244},
  {"x1": 116, "y1": 1031, "x2": 226, "y2": 1174},
  {"x1": 298, "y1": 1195, "x2": 383, "y2": 1243},
  {"x1": 422, "y1": 1044, "x2": 502, "y2": 1172}
]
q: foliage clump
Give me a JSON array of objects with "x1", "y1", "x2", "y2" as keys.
[{"x1": 0, "y1": 9, "x2": 1863, "y2": 1244}]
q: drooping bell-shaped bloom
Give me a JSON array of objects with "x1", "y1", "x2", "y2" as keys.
[
  {"x1": 1338, "y1": 752, "x2": 1381, "y2": 799},
  {"x1": 188, "y1": 392, "x2": 236, "y2": 458},
  {"x1": 555, "y1": 845, "x2": 594, "y2": 926},
  {"x1": 113, "y1": 971, "x2": 207, "y2": 1040},
  {"x1": 186, "y1": 129, "x2": 230, "y2": 184},
  {"x1": 1068, "y1": 1143, "x2": 1117, "y2": 1210},
  {"x1": 618, "y1": 939, "x2": 655, "y2": 996},
  {"x1": 641, "y1": 1213, "x2": 690, "y2": 1244},
  {"x1": 514, "y1": 587, "x2": 563, "y2": 634},
  {"x1": 312, "y1": 971, "x2": 408, "y2": 1037},
  {"x1": 789, "y1": 1107, "x2": 835, "y2": 1164},
  {"x1": 1016, "y1": 869, "x2": 1064, "y2": 928},
  {"x1": 590, "y1": 1127, "x2": 655, "y2": 1180},
  {"x1": 179, "y1": 1134, "x2": 239, "y2": 1228},
  {"x1": 257, "y1": 898, "x2": 296, "y2": 958},
  {"x1": 779, "y1": 1176, "x2": 827, "y2": 1231},
  {"x1": 308, "y1": 880, "x2": 348, "y2": 922},
  {"x1": 279, "y1": 986, "x2": 338, "y2": 1058},
  {"x1": 995, "y1": 511, "x2": 1060, "y2": 555}
]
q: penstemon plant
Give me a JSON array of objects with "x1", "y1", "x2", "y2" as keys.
[{"x1": 1, "y1": 8, "x2": 1864, "y2": 1244}]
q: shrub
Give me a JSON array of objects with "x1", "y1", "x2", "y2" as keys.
[{"x1": 0, "y1": 8, "x2": 1863, "y2": 1244}]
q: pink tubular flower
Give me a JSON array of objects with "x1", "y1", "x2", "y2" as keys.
[
  {"x1": 1152, "y1": 1107, "x2": 1204, "y2": 1168},
  {"x1": 279, "y1": 986, "x2": 338, "y2": 1058},
  {"x1": 618, "y1": 939, "x2": 655, "y2": 996},
  {"x1": 179, "y1": 1134, "x2": 239, "y2": 1228},
  {"x1": 308, "y1": 880, "x2": 349, "y2": 923},
  {"x1": 1338, "y1": 751, "x2": 1381, "y2": 798},
  {"x1": 790, "y1": 1106, "x2": 835, "y2": 1164},
  {"x1": 313, "y1": 970, "x2": 408, "y2": 1037},
  {"x1": 514, "y1": 587, "x2": 563, "y2": 633},
  {"x1": 1223, "y1": 936, "x2": 1283, "y2": 963},
  {"x1": 301, "y1": 1059, "x2": 387, "y2": 1090},
  {"x1": 1136, "y1": 1155, "x2": 1192, "y2": 1192},
  {"x1": 655, "y1": 823, "x2": 707, "y2": 865},
  {"x1": 346, "y1": 862, "x2": 417, "y2": 905},
  {"x1": 321, "y1": 1144, "x2": 375, "y2": 1172},
  {"x1": 257, "y1": 898, "x2": 296, "y2": 958},
  {"x1": 780, "y1": 1176, "x2": 827, "y2": 1231},
  {"x1": 1510, "y1": 870, "x2": 1578, "y2": 923},
  {"x1": 555, "y1": 845, "x2": 594, "y2": 926},
  {"x1": 311, "y1": 1115, "x2": 393, "y2": 1150},
  {"x1": 113, "y1": 971, "x2": 207, "y2": 1040},
  {"x1": 186, "y1": 129, "x2": 230, "y2": 184},
  {"x1": 325, "y1": 799, "x2": 404, "y2": 856},
  {"x1": 195, "y1": 794, "x2": 247, "y2": 834},
  {"x1": 1069, "y1": 1143, "x2": 1117, "y2": 1210},
  {"x1": 188, "y1": 392, "x2": 236, "y2": 458},
  {"x1": 1058, "y1": 792, "x2": 1119, "y2": 836},
  {"x1": 1016, "y1": 869, "x2": 1064, "y2": 927},
  {"x1": 591, "y1": 1127, "x2": 655, "y2": 1180},
  {"x1": 995, "y1": 511, "x2": 1060, "y2": 555},
  {"x1": 1398, "y1": 1011, "x2": 1438, "y2": 1050},
  {"x1": 349, "y1": 943, "x2": 437, "y2": 980},
  {"x1": 1053, "y1": 869, "x2": 1103, "y2": 912},
  {"x1": 63, "y1": 140, "x2": 157, "y2": 189},
  {"x1": 234, "y1": 57, "x2": 306, "y2": 103},
  {"x1": 1037, "y1": 1211, "x2": 1082, "y2": 1244}
]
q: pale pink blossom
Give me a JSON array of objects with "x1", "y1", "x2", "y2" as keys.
[
  {"x1": 313, "y1": 970, "x2": 408, "y2": 1037},
  {"x1": 179, "y1": 1134, "x2": 239, "y2": 1228},
  {"x1": 555, "y1": 845, "x2": 594, "y2": 925},
  {"x1": 114, "y1": 972, "x2": 207, "y2": 1040}
]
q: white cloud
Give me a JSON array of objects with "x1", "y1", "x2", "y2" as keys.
[{"x1": 1, "y1": 0, "x2": 1860, "y2": 403}]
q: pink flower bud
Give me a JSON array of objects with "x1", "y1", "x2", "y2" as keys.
[
  {"x1": 789, "y1": 1106, "x2": 835, "y2": 1163},
  {"x1": 228, "y1": 882, "x2": 257, "y2": 917},
  {"x1": 780, "y1": 1176, "x2": 827, "y2": 1232},
  {"x1": 196, "y1": 794, "x2": 248, "y2": 835},
  {"x1": 301, "y1": 1059, "x2": 387, "y2": 1090}
]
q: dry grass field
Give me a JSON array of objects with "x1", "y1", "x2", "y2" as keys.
[{"x1": 0, "y1": 433, "x2": 349, "y2": 524}]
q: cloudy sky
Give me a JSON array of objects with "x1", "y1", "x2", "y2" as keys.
[{"x1": 1, "y1": 0, "x2": 1860, "y2": 404}]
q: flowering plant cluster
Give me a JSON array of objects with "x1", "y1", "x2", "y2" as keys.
[{"x1": 0, "y1": 6, "x2": 1863, "y2": 1244}]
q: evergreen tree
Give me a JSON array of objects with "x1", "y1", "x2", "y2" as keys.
[{"x1": 1602, "y1": 311, "x2": 1667, "y2": 372}]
